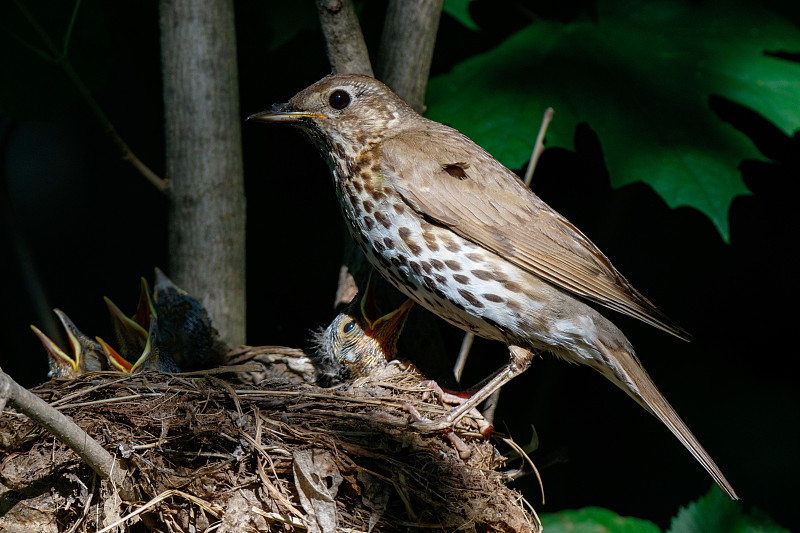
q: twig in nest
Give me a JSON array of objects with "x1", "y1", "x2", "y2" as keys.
[
  {"x1": 250, "y1": 506, "x2": 307, "y2": 529},
  {"x1": 97, "y1": 489, "x2": 222, "y2": 533},
  {"x1": 0, "y1": 368, "x2": 131, "y2": 498},
  {"x1": 502, "y1": 436, "x2": 544, "y2": 505},
  {"x1": 65, "y1": 472, "x2": 96, "y2": 533}
]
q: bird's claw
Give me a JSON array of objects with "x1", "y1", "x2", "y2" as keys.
[{"x1": 404, "y1": 404, "x2": 471, "y2": 459}]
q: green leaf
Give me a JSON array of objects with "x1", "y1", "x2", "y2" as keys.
[
  {"x1": 541, "y1": 507, "x2": 662, "y2": 533},
  {"x1": 426, "y1": 0, "x2": 800, "y2": 241},
  {"x1": 443, "y1": 0, "x2": 479, "y2": 31},
  {"x1": 668, "y1": 486, "x2": 791, "y2": 533}
]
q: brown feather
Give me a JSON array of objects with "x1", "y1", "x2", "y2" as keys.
[
  {"x1": 594, "y1": 340, "x2": 738, "y2": 499},
  {"x1": 377, "y1": 127, "x2": 691, "y2": 341}
]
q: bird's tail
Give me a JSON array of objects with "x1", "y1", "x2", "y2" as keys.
[{"x1": 595, "y1": 341, "x2": 739, "y2": 500}]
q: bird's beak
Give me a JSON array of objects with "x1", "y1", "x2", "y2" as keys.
[
  {"x1": 246, "y1": 104, "x2": 328, "y2": 123},
  {"x1": 97, "y1": 336, "x2": 133, "y2": 373},
  {"x1": 372, "y1": 299, "x2": 414, "y2": 338},
  {"x1": 133, "y1": 277, "x2": 157, "y2": 327},
  {"x1": 357, "y1": 270, "x2": 415, "y2": 335},
  {"x1": 53, "y1": 309, "x2": 86, "y2": 368},
  {"x1": 104, "y1": 294, "x2": 149, "y2": 362},
  {"x1": 129, "y1": 317, "x2": 160, "y2": 373},
  {"x1": 30, "y1": 323, "x2": 79, "y2": 374},
  {"x1": 154, "y1": 267, "x2": 184, "y2": 301},
  {"x1": 359, "y1": 270, "x2": 383, "y2": 330},
  {"x1": 105, "y1": 296, "x2": 149, "y2": 338}
]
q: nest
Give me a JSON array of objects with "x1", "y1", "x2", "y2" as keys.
[{"x1": 0, "y1": 346, "x2": 539, "y2": 532}]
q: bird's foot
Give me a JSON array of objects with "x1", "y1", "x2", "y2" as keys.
[
  {"x1": 418, "y1": 380, "x2": 493, "y2": 436},
  {"x1": 404, "y1": 404, "x2": 471, "y2": 460}
]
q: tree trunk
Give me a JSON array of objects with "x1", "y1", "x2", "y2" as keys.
[
  {"x1": 159, "y1": 0, "x2": 246, "y2": 346},
  {"x1": 377, "y1": 0, "x2": 444, "y2": 112},
  {"x1": 315, "y1": 0, "x2": 374, "y2": 76}
]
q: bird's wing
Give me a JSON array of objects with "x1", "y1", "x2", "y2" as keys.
[{"x1": 377, "y1": 126, "x2": 690, "y2": 340}]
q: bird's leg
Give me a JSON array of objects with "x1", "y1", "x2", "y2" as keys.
[
  {"x1": 403, "y1": 403, "x2": 472, "y2": 460},
  {"x1": 419, "y1": 379, "x2": 493, "y2": 436},
  {"x1": 412, "y1": 345, "x2": 534, "y2": 432}
]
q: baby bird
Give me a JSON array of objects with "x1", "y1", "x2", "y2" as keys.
[
  {"x1": 31, "y1": 309, "x2": 107, "y2": 378},
  {"x1": 315, "y1": 273, "x2": 491, "y2": 437},
  {"x1": 315, "y1": 274, "x2": 414, "y2": 383}
]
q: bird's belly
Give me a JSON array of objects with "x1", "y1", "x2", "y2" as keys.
[{"x1": 339, "y1": 191, "x2": 562, "y2": 347}]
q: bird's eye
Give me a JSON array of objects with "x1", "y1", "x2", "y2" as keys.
[
  {"x1": 343, "y1": 320, "x2": 356, "y2": 333},
  {"x1": 329, "y1": 89, "x2": 351, "y2": 110}
]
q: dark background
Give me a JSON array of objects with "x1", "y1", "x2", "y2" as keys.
[{"x1": 1, "y1": 0, "x2": 798, "y2": 530}]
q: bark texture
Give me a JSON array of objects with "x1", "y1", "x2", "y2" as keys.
[
  {"x1": 0, "y1": 369, "x2": 129, "y2": 496},
  {"x1": 377, "y1": 0, "x2": 444, "y2": 112},
  {"x1": 160, "y1": 0, "x2": 246, "y2": 346},
  {"x1": 315, "y1": 0, "x2": 374, "y2": 76}
]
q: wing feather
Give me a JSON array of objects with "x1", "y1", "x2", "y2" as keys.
[{"x1": 377, "y1": 125, "x2": 690, "y2": 341}]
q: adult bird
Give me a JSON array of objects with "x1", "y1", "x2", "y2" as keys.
[{"x1": 248, "y1": 74, "x2": 737, "y2": 499}]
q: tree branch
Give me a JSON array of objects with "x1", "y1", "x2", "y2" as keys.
[
  {"x1": 10, "y1": 0, "x2": 168, "y2": 194},
  {"x1": 313, "y1": 1, "x2": 374, "y2": 308},
  {"x1": 376, "y1": 0, "x2": 444, "y2": 112},
  {"x1": 159, "y1": 0, "x2": 247, "y2": 347},
  {"x1": 0, "y1": 368, "x2": 132, "y2": 499},
  {"x1": 314, "y1": 0, "x2": 373, "y2": 76}
]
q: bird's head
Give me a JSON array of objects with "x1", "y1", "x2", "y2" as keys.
[
  {"x1": 315, "y1": 273, "x2": 414, "y2": 381},
  {"x1": 31, "y1": 309, "x2": 104, "y2": 377},
  {"x1": 248, "y1": 74, "x2": 418, "y2": 156}
]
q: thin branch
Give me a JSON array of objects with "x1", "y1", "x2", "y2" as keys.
[
  {"x1": 0, "y1": 368, "x2": 132, "y2": 499},
  {"x1": 523, "y1": 108, "x2": 554, "y2": 187},
  {"x1": 103, "y1": 118, "x2": 169, "y2": 193},
  {"x1": 9, "y1": 0, "x2": 168, "y2": 193},
  {"x1": 314, "y1": 0, "x2": 373, "y2": 76},
  {"x1": 0, "y1": 21, "x2": 53, "y2": 61},
  {"x1": 453, "y1": 332, "x2": 473, "y2": 382},
  {"x1": 61, "y1": 0, "x2": 83, "y2": 59},
  {"x1": 13, "y1": 0, "x2": 61, "y2": 58}
]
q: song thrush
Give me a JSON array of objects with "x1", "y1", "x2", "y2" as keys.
[{"x1": 249, "y1": 74, "x2": 737, "y2": 499}]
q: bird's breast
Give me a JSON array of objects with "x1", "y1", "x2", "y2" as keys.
[
  {"x1": 334, "y1": 179, "x2": 539, "y2": 344},
  {"x1": 330, "y1": 160, "x2": 615, "y2": 361}
]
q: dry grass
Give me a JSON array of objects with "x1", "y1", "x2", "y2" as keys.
[{"x1": 0, "y1": 348, "x2": 539, "y2": 532}]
